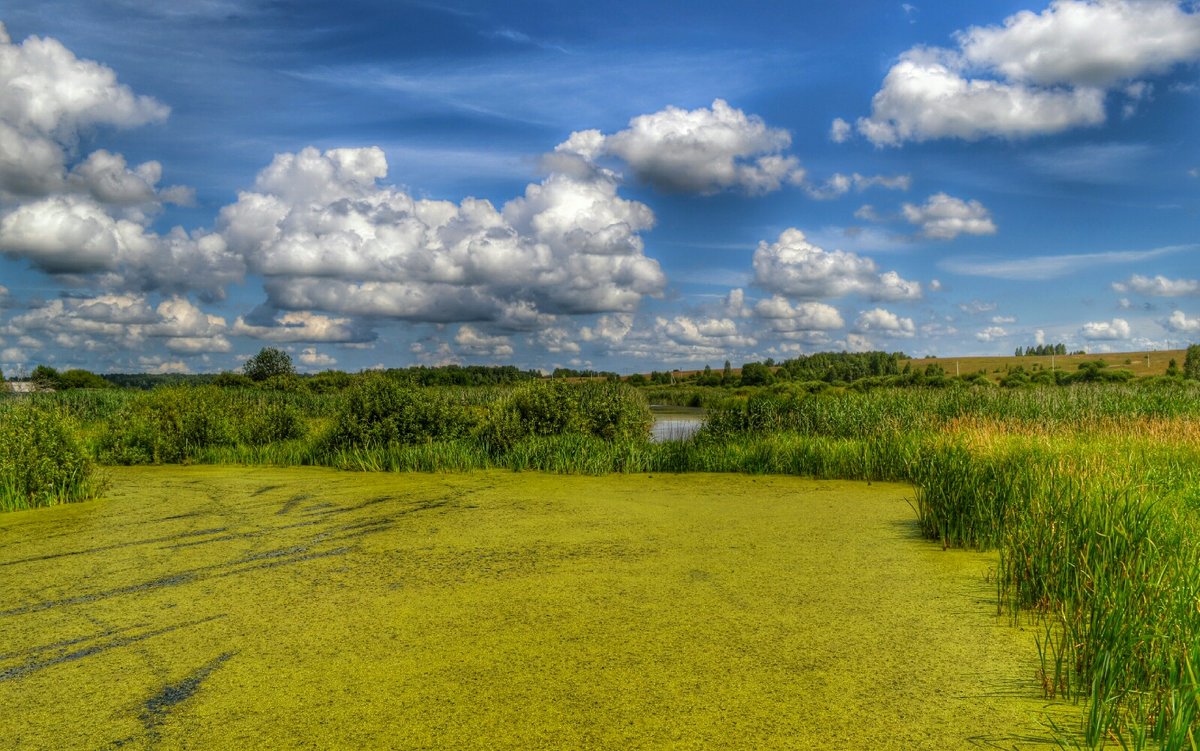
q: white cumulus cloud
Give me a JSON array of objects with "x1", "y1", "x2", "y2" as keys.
[
  {"x1": 1165, "y1": 310, "x2": 1200, "y2": 332},
  {"x1": 854, "y1": 307, "x2": 916, "y2": 337},
  {"x1": 902, "y1": 193, "x2": 997, "y2": 240},
  {"x1": 1113, "y1": 274, "x2": 1200, "y2": 297},
  {"x1": 976, "y1": 325, "x2": 1009, "y2": 342},
  {"x1": 752, "y1": 229, "x2": 922, "y2": 301},
  {"x1": 219, "y1": 146, "x2": 665, "y2": 324},
  {"x1": 298, "y1": 347, "x2": 337, "y2": 367},
  {"x1": 0, "y1": 193, "x2": 242, "y2": 297},
  {"x1": 2, "y1": 294, "x2": 230, "y2": 356},
  {"x1": 959, "y1": 0, "x2": 1200, "y2": 87},
  {"x1": 0, "y1": 24, "x2": 169, "y2": 201},
  {"x1": 454, "y1": 325, "x2": 514, "y2": 358},
  {"x1": 856, "y1": 51, "x2": 1105, "y2": 146},
  {"x1": 556, "y1": 99, "x2": 804, "y2": 195},
  {"x1": 232, "y1": 311, "x2": 372, "y2": 343},
  {"x1": 1080, "y1": 317, "x2": 1132, "y2": 340},
  {"x1": 754, "y1": 296, "x2": 845, "y2": 334},
  {"x1": 847, "y1": 1, "x2": 1200, "y2": 146}
]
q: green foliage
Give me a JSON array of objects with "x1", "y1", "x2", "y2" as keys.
[
  {"x1": 0, "y1": 403, "x2": 99, "y2": 510},
  {"x1": 30, "y1": 365, "x2": 61, "y2": 390},
  {"x1": 97, "y1": 386, "x2": 232, "y2": 464},
  {"x1": 574, "y1": 381, "x2": 653, "y2": 440},
  {"x1": 96, "y1": 386, "x2": 305, "y2": 464},
  {"x1": 1020, "y1": 343, "x2": 1067, "y2": 356},
  {"x1": 234, "y1": 394, "x2": 306, "y2": 446},
  {"x1": 305, "y1": 370, "x2": 355, "y2": 393},
  {"x1": 213, "y1": 371, "x2": 253, "y2": 388},
  {"x1": 1185, "y1": 344, "x2": 1200, "y2": 380},
  {"x1": 1070, "y1": 360, "x2": 1133, "y2": 383},
  {"x1": 324, "y1": 374, "x2": 474, "y2": 450},
  {"x1": 243, "y1": 347, "x2": 296, "y2": 382},
  {"x1": 550, "y1": 367, "x2": 620, "y2": 380},
  {"x1": 259, "y1": 373, "x2": 303, "y2": 392},
  {"x1": 913, "y1": 440, "x2": 1200, "y2": 747},
  {"x1": 385, "y1": 364, "x2": 538, "y2": 386},
  {"x1": 695, "y1": 364, "x2": 721, "y2": 387},
  {"x1": 739, "y1": 362, "x2": 774, "y2": 386},
  {"x1": 478, "y1": 380, "x2": 650, "y2": 451},
  {"x1": 775, "y1": 350, "x2": 901, "y2": 383},
  {"x1": 56, "y1": 369, "x2": 113, "y2": 390}
]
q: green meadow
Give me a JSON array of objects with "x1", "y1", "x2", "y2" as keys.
[{"x1": 1, "y1": 467, "x2": 1066, "y2": 750}]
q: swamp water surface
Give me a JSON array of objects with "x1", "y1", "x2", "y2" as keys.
[
  {"x1": 649, "y1": 405, "x2": 705, "y2": 442},
  {"x1": 0, "y1": 467, "x2": 1073, "y2": 749}
]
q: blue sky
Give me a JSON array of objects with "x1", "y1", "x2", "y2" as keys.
[{"x1": 1, "y1": 0, "x2": 1199, "y2": 375}]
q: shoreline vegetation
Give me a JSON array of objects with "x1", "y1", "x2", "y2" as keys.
[{"x1": 4, "y1": 347, "x2": 1200, "y2": 747}]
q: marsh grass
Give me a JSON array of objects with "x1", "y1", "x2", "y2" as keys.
[
  {"x1": 0, "y1": 401, "x2": 102, "y2": 511},
  {"x1": 911, "y1": 436, "x2": 1200, "y2": 748}
]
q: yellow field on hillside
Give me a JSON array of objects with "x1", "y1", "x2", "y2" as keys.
[{"x1": 903, "y1": 349, "x2": 1185, "y2": 379}]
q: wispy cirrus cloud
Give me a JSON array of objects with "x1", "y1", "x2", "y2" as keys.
[{"x1": 940, "y1": 244, "x2": 1194, "y2": 280}]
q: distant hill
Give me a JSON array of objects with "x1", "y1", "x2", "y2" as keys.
[{"x1": 901, "y1": 349, "x2": 1183, "y2": 380}]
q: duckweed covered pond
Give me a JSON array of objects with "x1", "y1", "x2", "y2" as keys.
[{"x1": 0, "y1": 468, "x2": 1072, "y2": 749}]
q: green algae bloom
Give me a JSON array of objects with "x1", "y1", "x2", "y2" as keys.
[{"x1": 0, "y1": 468, "x2": 1072, "y2": 749}]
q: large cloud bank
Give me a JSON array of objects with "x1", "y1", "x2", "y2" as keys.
[
  {"x1": 849, "y1": 0, "x2": 1200, "y2": 145},
  {"x1": 219, "y1": 146, "x2": 665, "y2": 326}
]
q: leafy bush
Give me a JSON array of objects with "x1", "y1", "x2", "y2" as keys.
[
  {"x1": 1186, "y1": 344, "x2": 1200, "y2": 380},
  {"x1": 57, "y1": 369, "x2": 113, "y2": 390},
  {"x1": 323, "y1": 374, "x2": 474, "y2": 449},
  {"x1": 233, "y1": 395, "x2": 306, "y2": 446},
  {"x1": 243, "y1": 347, "x2": 296, "y2": 382},
  {"x1": 575, "y1": 381, "x2": 652, "y2": 441},
  {"x1": 0, "y1": 403, "x2": 99, "y2": 510},
  {"x1": 97, "y1": 386, "x2": 234, "y2": 464},
  {"x1": 478, "y1": 380, "x2": 650, "y2": 450},
  {"x1": 213, "y1": 372, "x2": 253, "y2": 388}
]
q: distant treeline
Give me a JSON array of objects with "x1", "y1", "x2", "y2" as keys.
[
  {"x1": 1014, "y1": 343, "x2": 1078, "y2": 356},
  {"x1": 551, "y1": 367, "x2": 621, "y2": 380},
  {"x1": 36, "y1": 363, "x2": 539, "y2": 391},
  {"x1": 773, "y1": 351, "x2": 907, "y2": 383}
]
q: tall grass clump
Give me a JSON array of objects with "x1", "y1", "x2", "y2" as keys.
[
  {"x1": 911, "y1": 436, "x2": 1200, "y2": 748},
  {"x1": 96, "y1": 385, "x2": 306, "y2": 464},
  {"x1": 0, "y1": 402, "x2": 101, "y2": 511}
]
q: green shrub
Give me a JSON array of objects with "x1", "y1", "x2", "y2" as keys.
[
  {"x1": 478, "y1": 380, "x2": 650, "y2": 451},
  {"x1": 575, "y1": 381, "x2": 652, "y2": 441},
  {"x1": 97, "y1": 386, "x2": 235, "y2": 464},
  {"x1": 213, "y1": 372, "x2": 253, "y2": 388},
  {"x1": 243, "y1": 346, "x2": 296, "y2": 382},
  {"x1": 324, "y1": 374, "x2": 473, "y2": 449},
  {"x1": 0, "y1": 403, "x2": 100, "y2": 511},
  {"x1": 234, "y1": 395, "x2": 306, "y2": 446}
]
